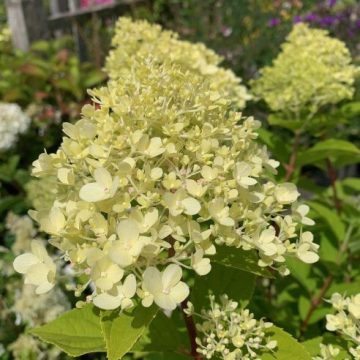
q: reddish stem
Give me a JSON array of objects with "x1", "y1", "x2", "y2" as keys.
[
  {"x1": 300, "y1": 158, "x2": 342, "y2": 334},
  {"x1": 284, "y1": 130, "x2": 301, "y2": 181},
  {"x1": 180, "y1": 300, "x2": 202, "y2": 360}
]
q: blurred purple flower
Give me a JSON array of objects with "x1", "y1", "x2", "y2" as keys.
[
  {"x1": 268, "y1": 18, "x2": 281, "y2": 27},
  {"x1": 327, "y1": 0, "x2": 337, "y2": 7},
  {"x1": 293, "y1": 15, "x2": 303, "y2": 23},
  {"x1": 319, "y1": 16, "x2": 337, "y2": 26},
  {"x1": 304, "y1": 13, "x2": 320, "y2": 22}
]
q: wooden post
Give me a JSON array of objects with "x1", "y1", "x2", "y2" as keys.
[
  {"x1": 5, "y1": 0, "x2": 29, "y2": 51},
  {"x1": 5, "y1": 0, "x2": 49, "y2": 51}
]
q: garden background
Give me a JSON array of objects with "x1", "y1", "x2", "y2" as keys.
[{"x1": 0, "y1": 0, "x2": 359, "y2": 359}]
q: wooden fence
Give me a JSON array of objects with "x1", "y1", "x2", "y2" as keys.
[{"x1": 5, "y1": 0, "x2": 141, "y2": 65}]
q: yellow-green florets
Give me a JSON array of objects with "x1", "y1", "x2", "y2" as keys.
[
  {"x1": 106, "y1": 17, "x2": 251, "y2": 109},
  {"x1": 251, "y1": 23, "x2": 359, "y2": 116}
]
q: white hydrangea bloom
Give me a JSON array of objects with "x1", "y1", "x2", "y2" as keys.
[
  {"x1": 315, "y1": 292, "x2": 360, "y2": 360},
  {"x1": 0, "y1": 102, "x2": 30, "y2": 150},
  {"x1": 13, "y1": 18, "x2": 316, "y2": 312},
  {"x1": 192, "y1": 295, "x2": 277, "y2": 359},
  {"x1": 13, "y1": 240, "x2": 56, "y2": 294},
  {"x1": 141, "y1": 264, "x2": 189, "y2": 311}
]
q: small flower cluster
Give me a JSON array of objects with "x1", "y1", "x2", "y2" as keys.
[
  {"x1": 14, "y1": 20, "x2": 316, "y2": 312},
  {"x1": 251, "y1": 23, "x2": 359, "y2": 116},
  {"x1": 326, "y1": 293, "x2": 360, "y2": 359},
  {"x1": 313, "y1": 344, "x2": 341, "y2": 360},
  {"x1": 0, "y1": 102, "x2": 30, "y2": 151},
  {"x1": 106, "y1": 18, "x2": 251, "y2": 109},
  {"x1": 314, "y1": 292, "x2": 360, "y2": 360},
  {"x1": 188, "y1": 295, "x2": 277, "y2": 359}
]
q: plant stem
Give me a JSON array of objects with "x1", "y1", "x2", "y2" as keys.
[
  {"x1": 300, "y1": 158, "x2": 344, "y2": 334},
  {"x1": 180, "y1": 300, "x2": 202, "y2": 360},
  {"x1": 285, "y1": 129, "x2": 301, "y2": 181},
  {"x1": 325, "y1": 158, "x2": 341, "y2": 214},
  {"x1": 300, "y1": 274, "x2": 333, "y2": 335}
]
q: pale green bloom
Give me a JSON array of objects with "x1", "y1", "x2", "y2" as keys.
[
  {"x1": 251, "y1": 23, "x2": 359, "y2": 116},
  {"x1": 193, "y1": 295, "x2": 277, "y2": 359},
  {"x1": 13, "y1": 20, "x2": 316, "y2": 311},
  {"x1": 315, "y1": 292, "x2": 360, "y2": 360},
  {"x1": 106, "y1": 17, "x2": 251, "y2": 109}
]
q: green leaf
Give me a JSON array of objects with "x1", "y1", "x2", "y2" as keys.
[
  {"x1": 262, "y1": 326, "x2": 312, "y2": 360},
  {"x1": 286, "y1": 257, "x2": 317, "y2": 292},
  {"x1": 308, "y1": 201, "x2": 346, "y2": 242},
  {"x1": 134, "y1": 310, "x2": 190, "y2": 355},
  {"x1": 212, "y1": 246, "x2": 273, "y2": 277},
  {"x1": 29, "y1": 304, "x2": 106, "y2": 356},
  {"x1": 191, "y1": 263, "x2": 256, "y2": 311},
  {"x1": 268, "y1": 114, "x2": 303, "y2": 131},
  {"x1": 101, "y1": 305, "x2": 158, "y2": 360},
  {"x1": 298, "y1": 139, "x2": 360, "y2": 167}
]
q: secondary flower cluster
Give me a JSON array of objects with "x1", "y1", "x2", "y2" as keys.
[
  {"x1": 13, "y1": 21, "x2": 316, "y2": 312},
  {"x1": 314, "y1": 292, "x2": 360, "y2": 360},
  {"x1": 106, "y1": 18, "x2": 251, "y2": 110},
  {"x1": 0, "y1": 102, "x2": 30, "y2": 151},
  {"x1": 188, "y1": 295, "x2": 277, "y2": 359},
  {"x1": 251, "y1": 23, "x2": 359, "y2": 116}
]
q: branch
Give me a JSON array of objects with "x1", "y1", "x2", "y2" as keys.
[
  {"x1": 284, "y1": 129, "x2": 301, "y2": 181},
  {"x1": 180, "y1": 300, "x2": 202, "y2": 360},
  {"x1": 300, "y1": 158, "x2": 344, "y2": 334},
  {"x1": 326, "y1": 158, "x2": 341, "y2": 214},
  {"x1": 300, "y1": 274, "x2": 333, "y2": 335}
]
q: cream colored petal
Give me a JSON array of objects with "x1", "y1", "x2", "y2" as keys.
[
  {"x1": 154, "y1": 293, "x2": 177, "y2": 311},
  {"x1": 170, "y1": 281, "x2": 190, "y2": 304},
  {"x1": 162, "y1": 264, "x2": 182, "y2": 290},
  {"x1": 122, "y1": 274, "x2": 137, "y2": 298},
  {"x1": 30, "y1": 240, "x2": 48, "y2": 260},
  {"x1": 93, "y1": 293, "x2": 121, "y2": 310},
  {"x1": 109, "y1": 244, "x2": 133, "y2": 268},
  {"x1": 13, "y1": 253, "x2": 39, "y2": 273},
  {"x1": 94, "y1": 167, "x2": 112, "y2": 189},
  {"x1": 79, "y1": 183, "x2": 106, "y2": 202},
  {"x1": 182, "y1": 197, "x2": 201, "y2": 215},
  {"x1": 143, "y1": 267, "x2": 162, "y2": 294},
  {"x1": 117, "y1": 219, "x2": 139, "y2": 243},
  {"x1": 35, "y1": 281, "x2": 55, "y2": 294}
]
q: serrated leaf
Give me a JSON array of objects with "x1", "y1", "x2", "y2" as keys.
[
  {"x1": 29, "y1": 304, "x2": 106, "y2": 356},
  {"x1": 100, "y1": 305, "x2": 158, "y2": 360},
  {"x1": 262, "y1": 326, "x2": 312, "y2": 360},
  {"x1": 212, "y1": 246, "x2": 273, "y2": 277}
]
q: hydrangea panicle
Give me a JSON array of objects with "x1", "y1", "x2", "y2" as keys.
[
  {"x1": 14, "y1": 19, "x2": 317, "y2": 312},
  {"x1": 189, "y1": 295, "x2": 277, "y2": 359},
  {"x1": 251, "y1": 23, "x2": 359, "y2": 116}
]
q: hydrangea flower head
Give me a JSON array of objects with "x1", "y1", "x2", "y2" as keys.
[
  {"x1": 106, "y1": 17, "x2": 251, "y2": 109},
  {"x1": 14, "y1": 20, "x2": 316, "y2": 311},
  {"x1": 0, "y1": 102, "x2": 30, "y2": 150},
  {"x1": 191, "y1": 295, "x2": 277, "y2": 359},
  {"x1": 251, "y1": 23, "x2": 359, "y2": 116}
]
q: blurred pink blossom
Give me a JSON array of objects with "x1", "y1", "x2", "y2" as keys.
[{"x1": 80, "y1": 0, "x2": 114, "y2": 8}]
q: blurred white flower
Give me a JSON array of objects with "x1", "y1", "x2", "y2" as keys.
[{"x1": 0, "y1": 102, "x2": 30, "y2": 150}]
